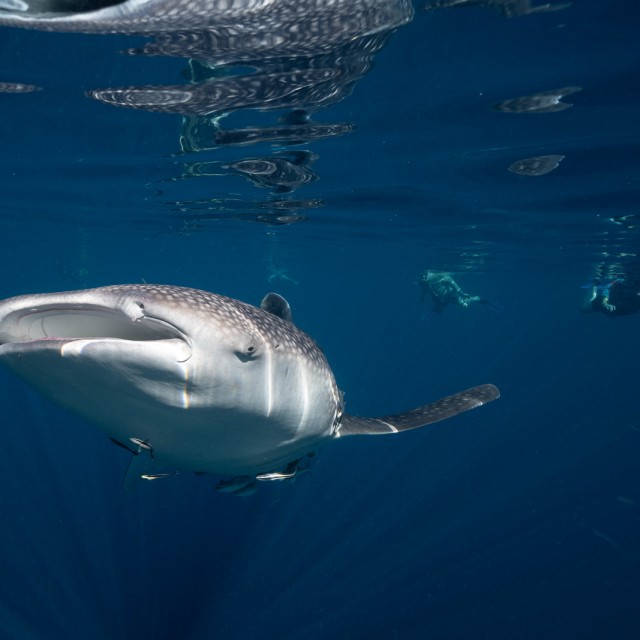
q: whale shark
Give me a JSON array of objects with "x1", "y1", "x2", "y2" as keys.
[{"x1": 0, "y1": 285, "x2": 499, "y2": 491}]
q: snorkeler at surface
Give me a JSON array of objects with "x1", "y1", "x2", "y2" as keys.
[
  {"x1": 584, "y1": 277, "x2": 640, "y2": 316},
  {"x1": 419, "y1": 270, "x2": 486, "y2": 313}
]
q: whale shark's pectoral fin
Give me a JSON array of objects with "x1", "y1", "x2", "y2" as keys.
[{"x1": 337, "y1": 384, "x2": 500, "y2": 436}]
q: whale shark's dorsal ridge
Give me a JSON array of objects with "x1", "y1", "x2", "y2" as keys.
[{"x1": 0, "y1": 285, "x2": 499, "y2": 487}]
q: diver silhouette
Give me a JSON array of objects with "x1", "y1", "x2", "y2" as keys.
[
  {"x1": 583, "y1": 277, "x2": 640, "y2": 316},
  {"x1": 419, "y1": 270, "x2": 498, "y2": 314}
]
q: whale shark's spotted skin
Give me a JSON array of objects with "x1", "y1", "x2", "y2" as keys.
[{"x1": 0, "y1": 285, "x2": 499, "y2": 489}]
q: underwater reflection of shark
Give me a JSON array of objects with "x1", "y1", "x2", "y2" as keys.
[
  {"x1": 179, "y1": 112, "x2": 354, "y2": 152},
  {"x1": 0, "y1": 81, "x2": 41, "y2": 93},
  {"x1": 1, "y1": 1, "x2": 413, "y2": 127},
  {"x1": 0, "y1": 0, "x2": 413, "y2": 34},
  {"x1": 424, "y1": 0, "x2": 571, "y2": 17},
  {"x1": 224, "y1": 151, "x2": 318, "y2": 194},
  {"x1": 88, "y1": 67, "x2": 346, "y2": 116},
  {"x1": 492, "y1": 87, "x2": 581, "y2": 114},
  {"x1": 0, "y1": 285, "x2": 499, "y2": 493},
  {"x1": 508, "y1": 154, "x2": 564, "y2": 176},
  {"x1": 0, "y1": 0, "x2": 297, "y2": 32}
]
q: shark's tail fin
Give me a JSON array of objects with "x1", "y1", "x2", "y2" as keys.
[{"x1": 337, "y1": 384, "x2": 499, "y2": 436}]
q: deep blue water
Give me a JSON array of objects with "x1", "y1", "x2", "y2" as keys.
[{"x1": 0, "y1": 1, "x2": 639, "y2": 638}]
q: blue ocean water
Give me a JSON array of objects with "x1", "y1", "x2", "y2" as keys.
[{"x1": 0, "y1": 1, "x2": 639, "y2": 638}]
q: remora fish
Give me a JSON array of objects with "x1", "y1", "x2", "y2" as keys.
[{"x1": 0, "y1": 285, "x2": 499, "y2": 483}]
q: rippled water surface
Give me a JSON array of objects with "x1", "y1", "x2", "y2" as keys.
[{"x1": 0, "y1": 1, "x2": 639, "y2": 638}]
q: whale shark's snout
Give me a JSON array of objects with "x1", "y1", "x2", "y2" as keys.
[{"x1": 0, "y1": 289, "x2": 197, "y2": 441}]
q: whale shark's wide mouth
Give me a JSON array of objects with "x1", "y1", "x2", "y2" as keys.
[{"x1": 0, "y1": 304, "x2": 185, "y2": 345}]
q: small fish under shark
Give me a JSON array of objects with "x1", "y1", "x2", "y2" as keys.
[{"x1": 0, "y1": 285, "x2": 499, "y2": 494}]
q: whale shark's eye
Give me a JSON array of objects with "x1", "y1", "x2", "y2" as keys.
[{"x1": 235, "y1": 343, "x2": 260, "y2": 362}]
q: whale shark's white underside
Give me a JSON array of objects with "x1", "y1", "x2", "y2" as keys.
[{"x1": 0, "y1": 285, "x2": 499, "y2": 489}]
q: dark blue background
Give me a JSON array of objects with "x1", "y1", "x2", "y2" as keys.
[{"x1": 0, "y1": 1, "x2": 639, "y2": 638}]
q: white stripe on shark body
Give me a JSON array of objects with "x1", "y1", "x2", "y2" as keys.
[{"x1": 0, "y1": 285, "x2": 500, "y2": 483}]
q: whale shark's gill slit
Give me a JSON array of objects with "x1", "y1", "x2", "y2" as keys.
[
  {"x1": 265, "y1": 340, "x2": 273, "y2": 417},
  {"x1": 298, "y1": 364, "x2": 310, "y2": 430},
  {"x1": 180, "y1": 362, "x2": 191, "y2": 409}
]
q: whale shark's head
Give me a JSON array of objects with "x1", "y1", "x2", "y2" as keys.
[{"x1": 0, "y1": 285, "x2": 342, "y2": 474}]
